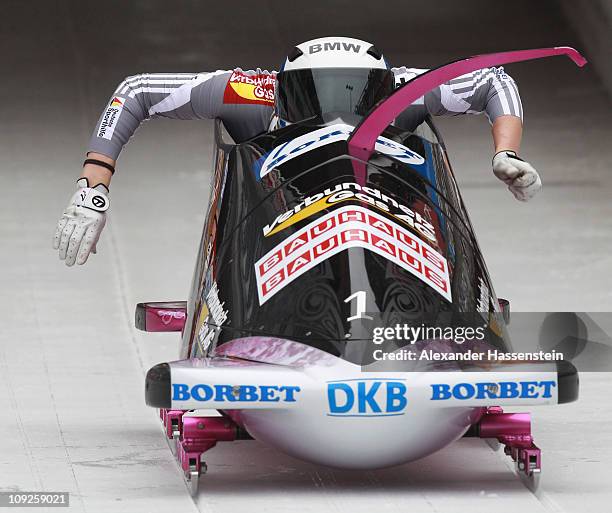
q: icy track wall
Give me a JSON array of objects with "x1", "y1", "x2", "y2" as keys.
[{"x1": 560, "y1": 0, "x2": 612, "y2": 98}]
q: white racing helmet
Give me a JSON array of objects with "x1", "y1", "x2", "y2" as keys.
[{"x1": 273, "y1": 37, "x2": 394, "y2": 128}]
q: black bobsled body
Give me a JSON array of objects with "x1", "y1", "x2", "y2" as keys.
[
  {"x1": 142, "y1": 47, "x2": 586, "y2": 492},
  {"x1": 180, "y1": 117, "x2": 508, "y2": 362}
]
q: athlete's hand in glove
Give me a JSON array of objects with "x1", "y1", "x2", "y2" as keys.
[
  {"x1": 53, "y1": 178, "x2": 109, "y2": 266},
  {"x1": 492, "y1": 150, "x2": 542, "y2": 202}
]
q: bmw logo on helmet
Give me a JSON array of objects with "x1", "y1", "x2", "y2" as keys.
[
  {"x1": 281, "y1": 36, "x2": 389, "y2": 71},
  {"x1": 272, "y1": 37, "x2": 393, "y2": 129}
]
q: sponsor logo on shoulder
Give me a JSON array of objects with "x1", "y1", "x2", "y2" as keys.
[
  {"x1": 97, "y1": 96, "x2": 125, "y2": 140},
  {"x1": 258, "y1": 124, "x2": 425, "y2": 178},
  {"x1": 327, "y1": 379, "x2": 407, "y2": 416},
  {"x1": 494, "y1": 66, "x2": 511, "y2": 81},
  {"x1": 223, "y1": 71, "x2": 275, "y2": 106}
]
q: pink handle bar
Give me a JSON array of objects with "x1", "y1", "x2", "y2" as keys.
[
  {"x1": 348, "y1": 47, "x2": 587, "y2": 162},
  {"x1": 135, "y1": 302, "x2": 187, "y2": 332}
]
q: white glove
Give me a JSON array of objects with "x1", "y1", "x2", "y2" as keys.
[
  {"x1": 53, "y1": 178, "x2": 109, "y2": 266},
  {"x1": 492, "y1": 150, "x2": 542, "y2": 202}
]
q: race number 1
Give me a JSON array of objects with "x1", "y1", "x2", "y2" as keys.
[{"x1": 345, "y1": 291, "x2": 373, "y2": 322}]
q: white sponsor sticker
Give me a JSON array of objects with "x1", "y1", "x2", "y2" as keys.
[
  {"x1": 259, "y1": 124, "x2": 425, "y2": 178},
  {"x1": 254, "y1": 205, "x2": 451, "y2": 305},
  {"x1": 206, "y1": 281, "x2": 228, "y2": 326},
  {"x1": 197, "y1": 282, "x2": 228, "y2": 351},
  {"x1": 96, "y1": 96, "x2": 125, "y2": 140}
]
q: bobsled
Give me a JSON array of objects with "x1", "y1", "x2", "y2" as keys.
[{"x1": 140, "y1": 47, "x2": 586, "y2": 494}]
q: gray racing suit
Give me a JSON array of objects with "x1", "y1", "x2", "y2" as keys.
[{"x1": 88, "y1": 67, "x2": 523, "y2": 160}]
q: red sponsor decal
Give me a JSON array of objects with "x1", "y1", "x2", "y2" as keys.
[
  {"x1": 368, "y1": 215, "x2": 394, "y2": 236},
  {"x1": 341, "y1": 229, "x2": 368, "y2": 243},
  {"x1": 223, "y1": 71, "x2": 276, "y2": 106},
  {"x1": 424, "y1": 266, "x2": 449, "y2": 293},
  {"x1": 313, "y1": 234, "x2": 339, "y2": 256},
  {"x1": 284, "y1": 231, "x2": 309, "y2": 257},
  {"x1": 261, "y1": 269, "x2": 285, "y2": 296},
  {"x1": 258, "y1": 249, "x2": 282, "y2": 276},
  {"x1": 255, "y1": 206, "x2": 451, "y2": 304},
  {"x1": 397, "y1": 248, "x2": 422, "y2": 272},
  {"x1": 395, "y1": 230, "x2": 419, "y2": 252},
  {"x1": 287, "y1": 250, "x2": 312, "y2": 276},
  {"x1": 371, "y1": 234, "x2": 396, "y2": 257},
  {"x1": 421, "y1": 245, "x2": 446, "y2": 273},
  {"x1": 310, "y1": 216, "x2": 336, "y2": 238},
  {"x1": 338, "y1": 209, "x2": 366, "y2": 224}
]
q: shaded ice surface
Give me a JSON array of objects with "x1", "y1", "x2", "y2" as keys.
[{"x1": 1, "y1": 1, "x2": 610, "y2": 511}]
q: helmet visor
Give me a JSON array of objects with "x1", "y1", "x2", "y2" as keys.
[{"x1": 276, "y1": 68, "x2": 394, "y2": 124}]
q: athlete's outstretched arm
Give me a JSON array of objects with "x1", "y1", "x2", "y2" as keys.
[
  {"x1": 54, "y1": 68, "x2": 276, "y2": 265},
  {"x1": 492, "y1": 114, "x2": 522, "y2": 154},
  {"x1": 88, "y1": 72, "x2": 229, "y2": 163},
  {"x1": 415, "y1": 65, "x2": 540, "y2": 202},
  {"x1": 81, "y1": 73, "x2": 213, "y2": 187},
  {"x1": 53, "y1": 71, "x2": 230, "y2": 266}
]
